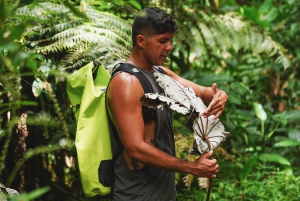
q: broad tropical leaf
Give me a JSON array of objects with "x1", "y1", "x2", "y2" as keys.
[
  {"x1": 193, "y1": 116, "x2": 229, "y2": 154},
  {"x1": 141, "y1": 93, "x2": 190, "y2": 115},
  {"x1": 140, "y1": 72, "x2": 229, "y2": 154}
]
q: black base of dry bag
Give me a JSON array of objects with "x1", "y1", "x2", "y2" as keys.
[{"x1": 98, "y1": 159, "x2": 115, "y2": 187}]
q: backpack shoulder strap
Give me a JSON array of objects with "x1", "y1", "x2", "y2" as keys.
[
  {"x1": 112, "y1": 63, "x2": 154, "y2": 93},
  {"x1": 108, "y1": 63, "x2": 167, "y2": 145}
]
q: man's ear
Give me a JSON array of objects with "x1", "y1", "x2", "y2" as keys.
[{"x1": 136, "y1": 35, "x2": 146, "y2": 48}]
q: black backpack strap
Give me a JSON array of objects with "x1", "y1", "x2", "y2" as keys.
[
  {"x1": 112, "y1": 63, "x2": 169, "y2": 124},
  {"x1": 112, "y1": 63, "x2": 154, "y2": 93},
  {"x1": 107, "y1": 62, "x2": 157, "y2": 147}
]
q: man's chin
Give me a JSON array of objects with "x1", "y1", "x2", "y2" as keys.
[{"x1": 156, "y1": 59, "x2": 167, "y2": 66}]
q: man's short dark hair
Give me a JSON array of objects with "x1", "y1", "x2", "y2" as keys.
[{"x1": 132, "y1": 7, "x2": 178, "y2": 46}]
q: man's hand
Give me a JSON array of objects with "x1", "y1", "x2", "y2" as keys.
[
  {"x1": 201, "y1": 83, "x2": 228, "y2": 119},
  {"x1": 194, "y1": 151, "x2": 219, "y2": 178}
]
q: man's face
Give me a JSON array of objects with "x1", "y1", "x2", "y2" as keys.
[{"x1": 143, "y1": 32, "x2": 174, "y2": 66}]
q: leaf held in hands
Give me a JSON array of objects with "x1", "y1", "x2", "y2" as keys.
[
  {"x1": 193, "y1": 116, "x2": 229, "y2": 154},
  {"x1": 140, "y1": 72, "x2": 230, "y2": 154},
  {"x1": 140, "y1": 93, "x2": 190, "y2": 114}
]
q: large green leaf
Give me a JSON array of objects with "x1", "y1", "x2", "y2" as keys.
[
  {"x1": 27, "y1": 186, "x2": 51, "y2": 200},
  {"x1": 9, "y1": 186, "x2": 50, "y2": 201},
  {"x1": 239, "y1": 153, "x2": 258, "y2": 181},
  {"x1": 128, "y1": 0, "x2": 141, "y2": 10},
  {"x1": 260, "y1": 153, "x2": 291, "y2": 166},
  {"x1": 274, "y1": 140, "x2": 300, "y2": 148}
]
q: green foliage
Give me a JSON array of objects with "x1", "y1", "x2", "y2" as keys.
[
  {"x1": 9, "y1": 186, "x2": 51, "y2": 201},
  {"x1": 217, "y1": 172, "x2": 300, "y2": 201},
  {"x1": 1, "y1": 1, "x2": 75, "y2": 200},
  {"x1": 168, "y1": 8, "x2": 290, "y2": 74},
  {"x1": 1, "y1": 0, "x2": 299, "y2": 200},
  {"x1": 156, "y1": 1, "x2": 299, "y2": 200},
  {"x1": 178, "y1": 164, "x2": 300, "y2": 201},
  {"x1": 12, "y1": 1, "x2": 132, "y2": 70},
  {"x1": 239, "y1": 153, "x2": 258, "y2": 181},
  {"x1": 0, "y1": 0, "x2": 37, "y2": 172}
]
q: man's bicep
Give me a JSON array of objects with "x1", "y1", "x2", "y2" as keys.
[{"x1": 107, "y1": 73, "x2": 146, "y2": 149}]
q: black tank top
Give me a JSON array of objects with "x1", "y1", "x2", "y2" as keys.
[{"x1": 111, "y1": 66, "x2": 176, "y2": 201}]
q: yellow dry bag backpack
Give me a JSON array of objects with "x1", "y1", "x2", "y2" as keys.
[{"x1": 66, "y1": 61, "x2": 164, "y2": 198}]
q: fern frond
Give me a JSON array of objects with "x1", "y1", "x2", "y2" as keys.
[
  {"x1": 29, "y1": 20, "x2": 82, "y2": 35},
  {"x1": 198, "y1": 23, "x2": 216, "y2": 52},
  {"x1": 174, "y1": 18, "x2": 209, "y2": 60},
  {"x1": 14, "y1": 2, "x2": 132, "y2": 70},
  {"x1": 173, "y1": 9, "x2": 290, "y2": 68},
  {"x1": 61, "y1": 44, "x2": 128, "y2": 70},
  {"x1": 15, "y1": 2, "x2": 69, "y2": 20},
  {"x1": 201, "y1": 11, "x2": 226, "y2": 53}
]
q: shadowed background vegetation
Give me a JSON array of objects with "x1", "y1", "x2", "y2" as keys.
[{"x1": 0, "y1": 0, "x2": 299, "y2": 200}]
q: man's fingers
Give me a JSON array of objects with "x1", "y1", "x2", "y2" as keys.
[
  {"x1": 195, "y1": 151, "x2": 220, "y2": 178},
  {"x1": 214, "y1": 164, "x2": 219, "y2": 170},
  {"x1": 206, "y1": 163, "x2": 219, "y2": 178},
  {"x1": 204, "y1": 150, "x2": 213, "y2": 158},
  {"x1": 202, "y1": 102, "x2": 224, "y2": 118},
  {"x1": 213, "y1": 111, "x2": 222, "y2": 120},
  {"x1": 212, "y1": 83, "x2": 217, "y2": 96},
  {"x1": 201, "y1": 101, "x2": 217, "y2": 117},
  {"x1": 202, "y1": 87, "x2": 227, "y2": 118}
]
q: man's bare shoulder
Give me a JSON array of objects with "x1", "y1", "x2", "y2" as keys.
[
  {"x1": 106, "y1": 71, "x2": 145, "y2": 124},
  {"x1": 110, "y1": 71, "x2": 142, "y2": 86},
  {"x1": 108, "y1": 71, "x2": 144, "y2": 98}
]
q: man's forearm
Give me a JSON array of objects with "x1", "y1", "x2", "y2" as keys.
[{"x1": 126, "y1": 141, "x2": 218, "y2": 178}]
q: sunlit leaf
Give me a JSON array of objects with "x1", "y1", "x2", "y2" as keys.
[
  {"x1": 274, "y1": 140, "x2": 300, "y2": 148},
  {"x1": 129, "y1": 0, "x2": 141, "y2": 10},
  {"x1": 32, "y1": 79, "x2": 43, "y2": 97},
  {"x1": 260, "y1": 153, "x2": 291, "y2": 166},
  {"x1": 258, "y1": 0, "x2": 273, "y2": 14},
  {"x1": 27, "y1": 186, "x2": 51, "y2": 199},
  {"x1": 253, "y1": 103, "x2": 267, "y2": 121}
]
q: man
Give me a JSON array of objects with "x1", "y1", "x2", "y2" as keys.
[{"x1": 106, "y1": 7, "x2": 228, "y2": 201}]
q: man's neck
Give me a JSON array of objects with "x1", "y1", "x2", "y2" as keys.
[{"x1": 127, "y1": 53, "x2": 153, "y2": 73}]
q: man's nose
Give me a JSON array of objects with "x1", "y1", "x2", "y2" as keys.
[{"x1": 166, "y1": 41, "x2": 173, "y2": 52}]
